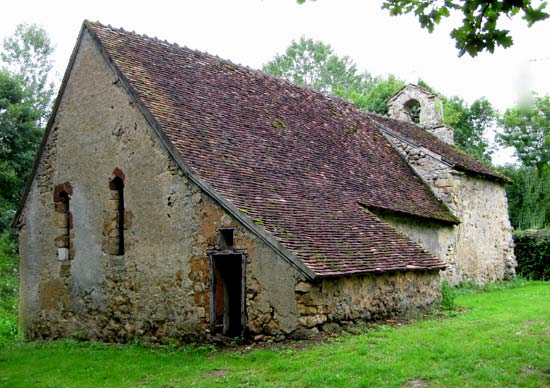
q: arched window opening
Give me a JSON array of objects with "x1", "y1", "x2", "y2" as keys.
[
  {"x1": 53, "y1": 183, "x2": 73, "y2": 261},
  {"x1": 59, "y1": 191, "x2": 70, "y2": 253},
  {"x1": 103, "y1": 169, "x2": 127, "y2": 256},
  {"x1": 404, "y1": 99, "x2": 421, "y2": 124}
]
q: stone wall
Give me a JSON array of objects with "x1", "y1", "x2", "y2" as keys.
[
  {"x1": 382, "y1": 136, "x2": 516, "y2": 285},
  {"x1": 294, "y1": 271, "x2": 441, "y2": 337}
]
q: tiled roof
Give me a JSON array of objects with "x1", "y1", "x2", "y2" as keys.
[
  {"x1": 367, "y1": 113, "x2": 510, "y2": 183},
  {"x1": 86, "y1": 22, "x2": 449, "y2": 276}
]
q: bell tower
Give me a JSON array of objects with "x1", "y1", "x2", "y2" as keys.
[{"x1": 387, "y1": 84, "x2": 453, "y2": 144}]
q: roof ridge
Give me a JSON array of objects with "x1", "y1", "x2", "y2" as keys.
[
  {"x1": 85, "y1": 20, "x2": 363, "y2": 119},
  {"x1": 85, "y1": 20, "x2": 186, "y2": 50}
]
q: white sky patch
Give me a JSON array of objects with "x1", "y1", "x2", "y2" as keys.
[{"x1": 2, "y1": 0, "x2": 549, "y2": 165}]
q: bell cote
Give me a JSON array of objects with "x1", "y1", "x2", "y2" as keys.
[{"x1": 387, "y1": 84, "x2": 453, "y2": 144}]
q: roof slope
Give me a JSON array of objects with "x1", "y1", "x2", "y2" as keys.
[
  {"x1": 85, "y1": 22, "x2": 449, "y2": 276},
  {"x1": 368, "y1": 113, "x2": 510, "y2": 183}
]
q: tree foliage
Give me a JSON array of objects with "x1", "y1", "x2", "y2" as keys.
[
  {"x1": 381, "y1": 0, "x2": 549, "y2": 57},
  {"x1": 263, "y1": 38, "x2": 496, "y2": 162},
  {"x1": 498, "y1": 164, "x2": 550, "y2": 230},
  {"x1": 341, "y1": 75, "x2": 405, "y2": 115},
  {"x1": 0, "y1": 23, "x2": 54, "y2": 233},
  {"x1": 513, "y1": 229, "x2": 550, "y2": 280},
  {"x1": 1, "y1": 23, "x2": 55, "y2": 126},
  {"x1": 498, "y1": 94, "x2": 550, "y2": 174},
  {"x1": 443, "y1": 96, "x2": 495, "y2": 163},
  {"x1": 263, "y1": 38, "x2": 405, "y2": 115},
  {"x1": 262, "y1": 37, "x2": 369, "y2": 95},
  {"x1": 0, "y1": 71, "x2": 41, "y2": 231},
  {"x1": 296, "y1": 0, "x2": 549, "y2": 57}
]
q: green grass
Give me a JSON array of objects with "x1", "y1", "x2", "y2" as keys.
[{"x1": 1, "y1": 281, "x2": 549, "y2": 387}]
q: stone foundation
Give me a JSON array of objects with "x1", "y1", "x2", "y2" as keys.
[{"x1": 294, "y1": 271, "x2": 441, "y2": 337}]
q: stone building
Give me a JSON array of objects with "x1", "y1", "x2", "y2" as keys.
[{"x1": 14, "y1": 21, "x2": 515, "y2": 342}]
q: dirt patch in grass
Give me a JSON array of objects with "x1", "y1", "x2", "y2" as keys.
[
  {"x1": 522, "y1": 366, "x2": 537, "y2": 376},
  {"x1": 521, "y1": 366, "x2": 550, "y2": 377},
  {"x1": 522, "y1": 320, "x2": 546, "y2": 326},
  {"x1": 203, "y1": 369, "x2": 229, "y2": 378},
  {"x1": 403, "y1": 378, "x2": 430, "y2": 387}
]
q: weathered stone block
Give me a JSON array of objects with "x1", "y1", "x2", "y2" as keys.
[
  {"x1": 57, "y1": 248, "x2": 69, "y2": 261},
  {"x1": 54, "y1": 213, "x2": 68, "y2": 228},
  {"x1": 321, "y1": 322, "x2": 341, "y2": 333},
  {"x1": 295, "y1": 281, "x2": 315, "y2": 293}
]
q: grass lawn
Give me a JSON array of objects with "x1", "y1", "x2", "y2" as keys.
[{"x1": 1, "y1": 281, "x2": 549, "y2": 387}]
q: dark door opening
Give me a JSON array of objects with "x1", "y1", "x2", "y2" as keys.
[{"x1": 210, "y1": 254, "x2": 245, "y2": 337}]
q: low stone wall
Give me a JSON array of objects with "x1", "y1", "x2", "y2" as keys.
[{"x1": 293, "y1": 270, "x2": 441, "y2": 337}]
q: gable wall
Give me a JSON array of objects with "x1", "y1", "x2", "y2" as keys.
[
  {"x1": 381, "y1": 137, "x2": 516, "y2": 285},
  {"x1": 17, "y1": 31, "x2": 302, "y2": 341}
]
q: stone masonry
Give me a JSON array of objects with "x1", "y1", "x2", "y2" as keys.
[{"x1": 387, "y1": 84, "x2": 454, "y2": 144}]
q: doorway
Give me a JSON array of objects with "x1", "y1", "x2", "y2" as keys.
[{"x1": 209, "y1": 253, "x2": 246, "y2": 337}]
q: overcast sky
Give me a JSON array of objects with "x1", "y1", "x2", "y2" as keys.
[{"x1": 2, "y1": 0, "x2": 549, "y2": 164}]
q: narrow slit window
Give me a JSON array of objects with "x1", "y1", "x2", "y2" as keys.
[
  {"x1": 53, "y1": 183, "x2": 73, "y2": 261},
  {"x1": 60, "y1": 192, "x2": 70, "y2": 255},
  {"x1": 109, "y1": 176, "x2": 125, "y2": 255}
]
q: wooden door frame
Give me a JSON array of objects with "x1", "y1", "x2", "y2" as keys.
[{"x1": 208, "y1": 251, "x2": 247, "y2": 336}]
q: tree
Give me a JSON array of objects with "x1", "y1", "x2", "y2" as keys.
[
  {"x1": 264, "y1": 38, "x2": 495, "y2": 163},
  {"x1": 262, "y1": 37, "x2": 368, "y2": 95},
  {"x1": 263, "y1": 38, "x2": 406, "y2": 115},
  {"x1": 498, "y1": 94, "x2": 550, "y2": 174},
  {"x1": 498, "y1": 164, "x2": 550, "y2": 229},
  {"x1": 0, "y1": 23, "x2": 55, "y2": 233},
  {"x1": 0, "y1": 70, "x2": 41, "y2": 231},
  {"x1": 382, "y1": 0, "x2": 549, "y2": 57},
  {"x1": 341, "y1": 75, "x2": 405, "y2": 115},
  {"x1": 1, "y1": 23, "x2": 55, "y2": 126},
  {"x1": 443, "y1": 96, "x2": 495, "y2": 163},
  {"x1": 297, "y1": 0, "x2": 549, "y2": 57}
]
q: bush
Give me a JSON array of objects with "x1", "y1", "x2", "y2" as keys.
[
  {"x1": 440, "y1": 281, "x2": 456, "y2": 311},
  {"x1": 0, "y1": 232, "x2": 18, "y2": 346},
  {"x1": 513, "y1": 230, "x2": 550, "y2": 280}
]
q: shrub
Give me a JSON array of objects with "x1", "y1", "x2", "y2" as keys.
[
  {"x1": 440, "y1": 281, "x2": 456, "y2": 310},
  {"x1": 0, "y1": 232, "x2": 18, "y2": 346},
  {"x1": 513, "y1": 229, "x2": 550, "y2": 280}
]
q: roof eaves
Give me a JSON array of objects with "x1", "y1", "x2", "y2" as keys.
[
  {"x1": 85, "y1": 21, "x2": 317, "y2": 281},
  {"x1": 361, "y1": 202, "x2": 460, "y2": 225},
  {"x1": 453, "y1": 163, "x2": 511, "y2": 184},
  {"x1": 317, "y1": 264, "x2": 447, "y2": 278}
]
